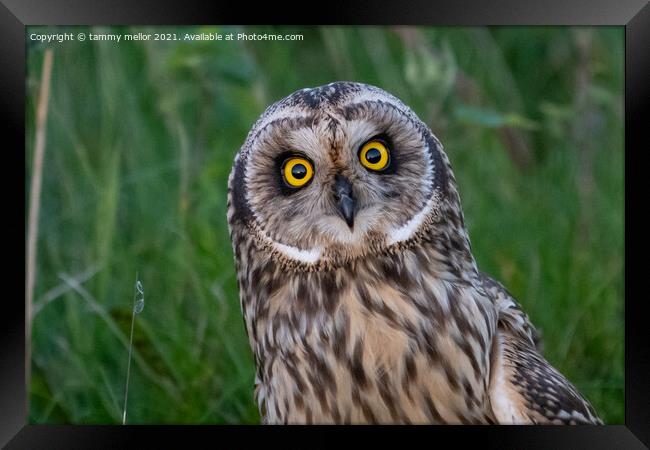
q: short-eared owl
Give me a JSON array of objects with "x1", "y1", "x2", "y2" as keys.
[{"x1": 227, "y1": 81, "x2": 601, "y2": 424}]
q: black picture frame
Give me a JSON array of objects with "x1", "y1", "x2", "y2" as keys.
[{"x1": 2, "y1": 0, "x2": 648, "y2": 448}]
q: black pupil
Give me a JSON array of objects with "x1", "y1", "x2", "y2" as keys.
[
  {"x1": 366, "y1": 148, "x2": 382, "y2": 164},
  {"x1": 291, "y1": 163, "x2": 307, "y2": 179}
]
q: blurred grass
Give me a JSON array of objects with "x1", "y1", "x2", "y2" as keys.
[{"x1": 26, "y1": 26, "x2": 623, "y2": 424}]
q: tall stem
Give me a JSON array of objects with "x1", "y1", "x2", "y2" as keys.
[
  {"x1": 122, "y1": 272, "x2": 140, "y2": 424},
  {"x1": 26, "y1": 48, "x2": 54, "y2": 404}
]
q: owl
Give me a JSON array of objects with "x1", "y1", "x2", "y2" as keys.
[{"x1": 227, "y1": 81, "x2": 602, "y2": 425}]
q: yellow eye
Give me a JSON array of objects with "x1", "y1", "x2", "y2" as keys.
[
  {"x1": 359, "y1": 140, "x2": 390, "y2": 171},
  {"x1": 282, "y1": 157, "x2": 314, "y2": 188}
]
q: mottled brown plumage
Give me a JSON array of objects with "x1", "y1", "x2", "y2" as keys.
[{"x1": 227, "y1": 81, "x2": 601, "y2": 424}]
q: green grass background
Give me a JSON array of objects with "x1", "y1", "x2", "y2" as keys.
[{"x1": 26, "y1": 26, "x2": 624, "y2": 424}]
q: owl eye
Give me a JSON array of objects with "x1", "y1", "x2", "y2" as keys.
[
  {"x1": 359, "y1": 139, "x2": 390, "y2": 171},
  {"x1": 282, "y1": 156, "x2": 314, "y2": 188}
]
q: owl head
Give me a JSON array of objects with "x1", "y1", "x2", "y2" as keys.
[{"x1": 228, "y1": 82, "x2": 470, "y2": 270}]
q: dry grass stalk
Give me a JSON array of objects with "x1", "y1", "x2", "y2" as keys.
[{"x1": 26, "y1": 48, "x2": 54, "y2": 397}]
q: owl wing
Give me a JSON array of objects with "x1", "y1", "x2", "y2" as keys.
[{"x1": 480, "y1": 273, "x2": 602, "y2": 425}]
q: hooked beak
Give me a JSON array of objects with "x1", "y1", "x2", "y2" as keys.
[{"x1": 333, "y1": 174, "x2": 356, "y2": 229}]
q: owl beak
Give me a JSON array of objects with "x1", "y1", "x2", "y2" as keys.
[{"x1": 334, "y1": 175, "x2": 356, "y2": 229}]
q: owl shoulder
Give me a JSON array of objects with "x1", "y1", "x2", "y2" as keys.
[{"x1": 478, "y1": 272, "x2": 542, "y2": 351}]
